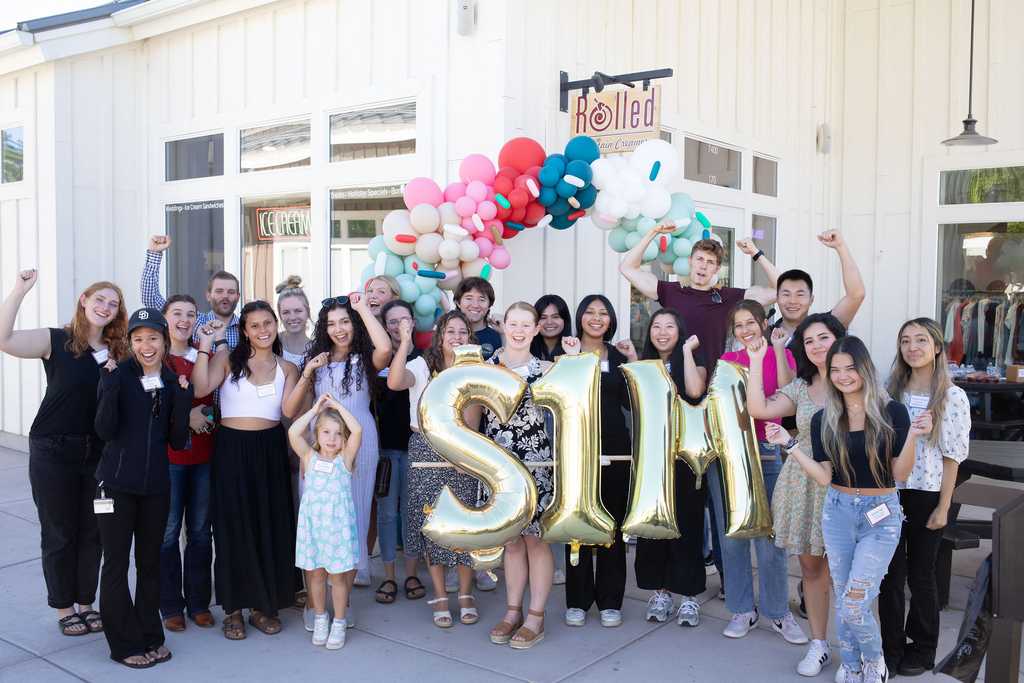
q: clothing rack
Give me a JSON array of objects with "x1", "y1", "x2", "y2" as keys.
[{"x1": 943, "y1": 291, "x2": 1024, "y2": 366}]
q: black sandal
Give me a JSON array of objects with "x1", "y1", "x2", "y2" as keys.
[
  {"x1": 79, "y1": 609, "x2": 103, "y2": 633},
  {"x1": 375, "y1": 579, "x2": 398, "y2": 604},
  {"x1": 58, "y1": 613, "x2": 88, "y2": 637},
  {"x1": 113, "y1": 654, "x2": 154, "y2": 669},
  {"x1": 403, "y1": 576, "x2": 426, "y2": 600},
  {"x1": 146, "y1": 646, "x2": 172, "y2": 665}
]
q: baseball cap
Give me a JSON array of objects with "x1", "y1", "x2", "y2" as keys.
[{"x1": 127, "y1": 308, "x2": 168, "y2": 334}]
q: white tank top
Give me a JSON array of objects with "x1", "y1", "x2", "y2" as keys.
[{"x1": 219, "y1": 362, "x2": 286, "y2": 421}]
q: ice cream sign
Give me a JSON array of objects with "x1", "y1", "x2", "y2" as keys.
[
  {"x1": 571, "y1": 86, "x2": 662, "y2": 155},
  {"x1": 256, "y1": 206, "x2": 311, "y2": 242}
]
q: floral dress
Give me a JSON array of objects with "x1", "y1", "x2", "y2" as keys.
[
  {"x1": 481, "y1": 355, "x2": 554, "y2": 537},
  {"x1": 295, "y1": 451, "x2": 359, "y2": 574}
]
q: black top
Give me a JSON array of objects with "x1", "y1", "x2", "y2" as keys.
[
  {"x1": 30, "y1": 328, "x2": 105, "y2": 438},
  {"x1": 474, "y1": 326, "x2": 502, "y2": 360},
  {"x1": 94, "y1": 358, "x2": 192, "y2": 495},
  {"x1": 531, "y1": 338, "x2": 565, "y2": 362},
  {"x1": 376, "y1": 348, "x2": 420, "y2": 451},
  {"x1": 664, "y1": 348, "x2": 707, "y2": 406},
  {"x1": 600, "y1": 344, "x2": 632, "y2": 456},
  {"x1": 810, "y1": 400, "x2": 910, "y2": 488}
]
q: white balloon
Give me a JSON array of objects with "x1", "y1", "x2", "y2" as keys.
[
  {"x1": 590, "y1": 158, "x2": 614, "y2": 189},
  {"x1": 629, "y1": 139, "x2": 681, "y2": 185},
  {"x1": 438, "y1": 239, "x2": 461, "y2": 262},
  {"x1": 415, "y1": 232, "x2": 443, "y2": 263},
  {"x1": 640, "y1": 186, "x2": 672, "y2": 220},
  {"x1": 440, "y1": 257, "x2": 461, "y2": 270},
  {"x1": 438, "y1": 202, "x2": 461, "y2": 227},
  {"x1": 382, "y1": 210, "x2": 416, "y2": 256},
  {"x1": 409, "y1": 204, "x2": 441, "y2": 234},
  {"x1": 459, "y1": 239, "x2": 480, "y2": 261}
]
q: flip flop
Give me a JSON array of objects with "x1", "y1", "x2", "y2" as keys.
[
  {"x1": 58, "y1": 614, "x2": 88, "y2": 637},
  {"x1": 375, "y1": 579, "x2": 398, "y2": 604},
  {"x1": 78, "y1": 610, "x2": 103, "y2": 633}
]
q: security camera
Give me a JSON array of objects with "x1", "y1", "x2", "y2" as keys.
[{"x1": 456, "y1": 0, "x2": 476, "y2": 36}]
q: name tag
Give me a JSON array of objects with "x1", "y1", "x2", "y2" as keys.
[
  {"x1": 600, "y1": 360, "x2": 609, "y2": 373},
  {"x1": 378, "y1": 367, "x2": 390, "y2": 378},
  {"x1": 865, "y1": 502, "x2": 892, "y2": 526},
  {"x1": 141, "y1": 376, "x2": 164, "y2": 392},
  {"x1": 93, "y1": 497, "x2": 114, "y2": 514},
  {"x1": 509, "y1": 364, "x2": 531, "y2": 378},
  {"x1": 313, "y1": 459, "x2": 335, "y2": 474},
  {"x1": 92, "y1": 349, "x2": 109, "y2": 365},
  {"x1": 256, "y1": 383, "x2": 276, "y2": 398},
  {"x1": 664, "y1": 361, "x2": 672, "y2": 373},
  {"x1": 907, "y1": 394, "x2": 929, "y2": 410},
  {"x1": 184, "y1": 347, "x2": 199, "y2": 363}
]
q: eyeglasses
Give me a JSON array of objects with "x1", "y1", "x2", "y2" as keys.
[
  {"x1": 711, "y1": 290, "x2": 723, "y2": 304},
  {"x1": 386, "y1": 317, "x2": 412, "y2": 327},
  {"x1": 320, "y1": 296, "x2": 350, "y2": 308}
]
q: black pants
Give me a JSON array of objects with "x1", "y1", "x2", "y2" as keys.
[
  {"x1": 28, "y1": 434, "x2": 103, "y2": 609},
  {"x1": 97, "y1": 488, "x2": 170, "y2": 661},
  {"x1": 634, "y1": 462, "x2": 707, "y2": 596},
  {"x1": 565, "y1": 461, "x2": 629, "y2": 611},
  {"x1": 879, "y1": 488, "x2": 943, "y2": 665}
]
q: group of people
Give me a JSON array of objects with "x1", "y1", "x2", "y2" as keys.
[{"x1": 0, "y1": 224, "x2": 971, "y2": 683}]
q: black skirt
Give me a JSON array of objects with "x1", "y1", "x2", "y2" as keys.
[{"x1": 212, "y1": 425, "x2": 295, "y2": 615}]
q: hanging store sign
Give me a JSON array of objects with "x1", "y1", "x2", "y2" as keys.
[
  {"x1": 571, "y1": 86, "x2": 662, "y2": 155},
  {"x1": 256, "y1": 205, "x2": 311, "y2": 242}
]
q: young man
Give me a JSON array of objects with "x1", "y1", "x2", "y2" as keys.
[
  {"x1": 619, "y1": 224, "x2": 779, "y2": 369},
  {"x1": 453, "y1": 277, "x2": 502, "y2": 360},
  {"x1": 141, "y1": 236, "x2": 241, "y2": 349},
  {"x1": 770, "y1": 229, "x2": 865, "y2": 345}
]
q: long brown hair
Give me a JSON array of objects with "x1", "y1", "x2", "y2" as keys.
[
  {"x1": 887, "y1": 318, "x2": 951, "y2": 449},
  {"x1": 423, "y1": 310, "x2": 475, "y2": 375},
  {"x1": 64, "y1": 281, "x2": 128, "y2": 360}
]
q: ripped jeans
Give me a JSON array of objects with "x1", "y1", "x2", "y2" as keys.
[{"x1": 821, "y1": 487, "x2": 903, "y2": 670}]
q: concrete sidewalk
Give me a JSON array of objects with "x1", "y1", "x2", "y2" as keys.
[{"x1": 0, "y1": 444, "x2": 1018, "y2": 682}]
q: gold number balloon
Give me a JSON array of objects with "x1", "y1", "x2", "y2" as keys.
[
  {"x1": 418, "y1": 345, "x2": 539, "y2": 565},
  {"x1": 531, "y1": 352, "x2": 616, "y2": 564}
]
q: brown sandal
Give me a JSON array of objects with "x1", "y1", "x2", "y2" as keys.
[
  {"x1": 222, "y1": 612, "x2": 246, "y2": 640},
  {"x1": 248, "y1": 610, "x2": 282, "y2": 635},
  {"x1": 489, "y1": 606, "x2": 523, "y2": 644},
  {"x1": 509, "y1": 609, "x2": 545, "y2": 650}
]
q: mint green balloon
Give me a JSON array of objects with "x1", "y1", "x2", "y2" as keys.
[
  {"x1": 608, "y1": 228, "x2": 629, "y2": 253},
  {"x1": 368, "y1": 235, "x2": 387, "y2": 260},
  {"x1": 415, "y1": 275, "x2": 438, "y2": 293},
  {"x1": 620, "y1": 216, "x2": 640, "y2": 231},
  {"x1": 415, "y1": 313, "x2": 435, "y2": 332},
  {"x1": 403, "y1": 254, "x2": 421, "y2": 275},
  {"x1": 383, "y1": 253, "x2": 404, "y2": 277},
  {"x1": 360, "y1": 263, "x2": 375, "y2": 286},
  {"x1": 673, "y1": 257, "x2": 690, "y2": 277},
  {"x1": 624, "y1": 231, "x2": 642, "y2": 250},
  {"x1": 642, "y1": 239, "x2": 659, "y2": 262},
  {"x1": 673, "y1": 237, "x2": 693, "y2": 257},
  {"x1": 430, "y1": 287, "x2": 443, "y2": 303},
  {"x1": 658, "y1": 242, "x2": 677, "y2": 264},
  {"x1": 414, "y1": 293, "x2": 436, "y2": 316},
  {"x1": 637, "y1": 216, "x2": 657, "y2": 234},
  {"x1": 397, "y1": 277, "x2": 419, "y2": 303}
]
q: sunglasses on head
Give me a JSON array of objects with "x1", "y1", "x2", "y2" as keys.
[
  {"x1": 711, "y1": 290, "x2": 723, "y2": 304},
  {"x1": 320, "y1": 296, "x2": 350, "y2": 308}
]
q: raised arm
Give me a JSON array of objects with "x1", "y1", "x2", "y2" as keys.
[
  {"x1": 771, "y1": 329, "x2": 795, "y2": 388},
  {"x1": 140, "y1": 236, "x2": 171, "y2": 311},
  {"x1": 283, "y1": 352, "x2": 326, "y2": 419},
  {"x1": 818, "y1": 230, "x2": 865, "y2": 327},
  {"x1": 325, "y1": 395, "x2": 363, "y2": 472},
  {"x1": 619, "y1": 225, "x2": 673, "y2": 300},
  {"x1": 0, "y1": 270, "x2": 52, "y2": 359},
  {"x1": 745, "y1": 338, "x2": 797, "y2": 420},
  {"x1": 190, "y1": 324, "x2": 229, "y2": 398},
  {"x1": 681, "y1": 335, "x2": 708, "y2": 400},
  {"x1": 287, "y1": 395, "x2": 325, "y2": 461},
  {"x1": 765, "y1": 420, "x2": 832, "y2": 486},
  {"x1": 386, "y1": 320, "x2": 417, "y2": 391},
  {"x1": 738, "y1": 238, "x2": 778, "y2": 305},
  {"x1": 351, "y1": 293, "x2": 394, "y2": 371}
]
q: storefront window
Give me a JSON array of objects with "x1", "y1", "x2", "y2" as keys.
[
  {"x1": 751, "y1": 215, "x2": 777, "y2": 288},
  {"x1": 711, "y1": 226, "x2": 734, "y2": 286},
  {"x1": 684, "y1": 137, "x2": 740, "y2": 189},
  {"x1": 753, "y1": 156, "x2": 778, "y2": 196},
  {"x1": 166, "y1": 134, "x2": 224, "y2": 181},
  {"x1": 329, "y1": 186, "x2": 405, "y2": 295},
  {"x1": 165, "y1": 201, "x2": 225, "y2": 306},
  {"x1": 329, "y1": 102, "x2": 416, "y2": 162},
  {"x1": 940, "y1": 167, "x2": 1024, "y2": 205},
  {"x1": 2, "y1": 126, "x2": 23, "y2": 183},
  {"x1": 240, "y1": 120, "x2": 311, "y2": 173},
  {"x1": 241, "y1": 193, "x2": 312, "y2": 303}
]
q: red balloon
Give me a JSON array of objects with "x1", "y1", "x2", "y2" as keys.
[
  {"x1": 493, "y1": 175, "x2": 514, "y2": 196},
  {"x1": 524, "y1": 203, "x2": 546, "y2": 225},
  {"x1": 498, "y1": 138, "x2": 547, "y2": 174},
  {"x1": 413, "y1": 330, "x2": 434, "y2": 350},
  {"x1": 502, "y1": 226, "x2": 519, "y2": 239},
  {"x1": 496, "y1": 206, "x2": 512, "y2": 221},
  {"x1": 510, "y1": 206, "x2": 526, "y2": 222},
  {"x1": 508, "y1": 188, "x2": 529, "y2": 208}
]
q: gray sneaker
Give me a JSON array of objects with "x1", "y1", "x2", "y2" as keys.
[
  {"x1": 565, "y1": 607, "x2": 586, "y2": 627},
  {"x1": 600, "y1": 609, "x2": 622, "y2": 627},
  {"x1": 771, "y1": 612, "x2": 809, "y2": 644},
  {"x1": 676, "y1": 597, "x2": 700, "y2": 627},
  {"x1": 475, "y1": 570, "x2": 497, "y2": 591},
  {"x1": 645, "y1": 591, "x2": 673, "y2": 623}
]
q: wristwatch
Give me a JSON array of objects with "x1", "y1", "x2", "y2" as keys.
[
  {"x1": 783, "y1": 436, "x2": 799, "y2": 453},
  {"x1": 213, "y1": 339, "x2": 228, "y2": 349},
  {"x1": 752, "y1": 250, "x2": 765, "y2": 262}
]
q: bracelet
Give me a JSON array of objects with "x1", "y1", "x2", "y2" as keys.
[
  {"x1": 197, "y1": 350, "x2": 211, "y2": 357},
  {"x1": 213, "y1": 339, "x2": 227, "y2": 348},
  {"x1": 783, "y1": 436, "x2": 799, "y2": 453},
  {"x1": 752, "y1": 250, "x2": 765, "y2": 262}
]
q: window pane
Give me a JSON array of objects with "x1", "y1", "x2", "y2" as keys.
[
  {"x1": 165, "y1": 201, "x2": 225, "y2": 306},
  {"x1": 330, "y1": 102, "x2": 416, "y2": 162},
  {"x1": 711, "y1": 226, "x2": 734, "y2": 286},
  {"x1": 241, "y1": 193, "x2": 313, "y2": 303},
  {"x1": 165, "y1": 134, "x2": 224, "y2": 181},
  {"x1": 940, "y1": 167, "x2": 1024, "y2": 205},
  {"x1": 329, "y1": 186, "x2": 405, "y2": 294},
  {"x1": 240, "y1": 121, "x2": 311, "y2": 173},
  {"x1": 684, "y1": 138, "x2": 740, "y2": 189},
  {"x1": 2, "y1": 127, "x2": 23, "y2": 183},
  {"x1": 753, "y1": 156, "x2": 778, "y2": 196},
  {"x1": 937, "y1": 222, "x2": 1024, "y2": 366},
  {"x1": 751, "y1": 215, "x2": 777, "y2": 288}
]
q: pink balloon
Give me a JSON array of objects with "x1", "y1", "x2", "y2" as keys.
[
  {"x1": 443, "y1": 182, "x2": 466, "y2": 203},
  {"x1": 477, "y1": 200, "x2": 497, "y2": 221},
  {"x1": 454, "y1": 196, "x2": 477, "y2": 217},
  {"x1": 489, "y1": 246, "x2": 511, "y2": 269},
  {"x1": 474, "y1": 237, "x2": 494, "y2": 258},
  {"x1": 459, "y1": 154, "x2": 496, "y2": 185},
  {"x1": 466, "y1": 180, "x2": 489, "y2": 203},
  {"x1": 403, "y1": 177, "x2": 443, "y2": 210}
]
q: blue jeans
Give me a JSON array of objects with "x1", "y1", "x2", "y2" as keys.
[
  {"x1": 822, "y1": 487, "x2": 903, "y2": 669},
  {"x1": 159, "y1": 462, "x2": 212, "y2": 618},
  {"x1": 377, "y1": 449, "x2": 408, "y2": 564},
  {"x1": 707, "y1": 444, "x2": 788, "y2": 619}
]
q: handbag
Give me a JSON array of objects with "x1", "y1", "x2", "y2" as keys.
[{"x1": 374, "y1": 456, "x2": 392, "y2": 498}]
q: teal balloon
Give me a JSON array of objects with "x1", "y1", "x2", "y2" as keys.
[
  {"x1": 368, "y1": 235, "x2": 387, "y2": 260},
  {"x1": 414, "y1": 293, "x2": 436, "y2": 316},
  {"x1": 624, "y1": 231, "x2": 643, "y2": 250},
  {"x1": 382, "y1": 253, "x2": 404, "y2": 277},
  {"x1": 620, "y1": 216, "x2": 640, "y2": 231},
  {"x1": 414, "y1": 275, "x2": 438, "y2": 293},
  {"x1": 642, "y1": 240, "x2": 659, "y2": 263},
  {"x1": 673, "y1": 257, "x2": 691, "y2": 277},
  {"x1": 637, "y1": 216, "x2": 657, "y2": 234},
  {"x1": 414, "y1": 313, "x2": 435, "y2": 333},
  {"x1": 666, "y1": 193, "x2": 695, "y2": 221},
  {"x1": 403, "y1": 254, "x2": 421, "y2": 275},
  {"x1": 430, "y1": 288, "x2": 443, "y2": 303},
  {"x1": 397, "y1": 277, "x2": 419, "y2": 303},
  {"x1": 672, "y1": 237, "x2": 693, "y2": 257},
  {"x1": 658, "y1": 243, "x2": 677, "y2": 264},
  {"x1": 565, "y1": 136, "x2": 600, "y2": 163},
  {"x1": 683, "y1": 221, "x2": 703, "y2": 241},
  {"x1": 608, "y1": 228, "x2": 630, "y2": 253}
]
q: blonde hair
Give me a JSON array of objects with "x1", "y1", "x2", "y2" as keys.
[
  {"x1": 365, "y1": 275, "x2": 400, "y2": 299},
  {"x1": 312, "y1": 409, "x2": 350, "y2": 461},
  {"x1": 887, "y1": 318, "x2": 952, "y2": 449},
  {"x1": 503, "y1": 301, "x2": 539, "y2": 323},
  {"x1": 275, "y1": 275, "x2": 309, "y2": 314},
  {"x1": 66, "y1": 281, "x2": 129, "y2": 360}
]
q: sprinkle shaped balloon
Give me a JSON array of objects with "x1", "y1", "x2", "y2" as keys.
[{"x1": 536, "y1": 136, "x2": 600, "y2": 230}]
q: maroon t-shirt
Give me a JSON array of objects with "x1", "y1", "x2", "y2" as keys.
[{"x1": 656, "y1": 281, "x2": 745, "y2": 371}]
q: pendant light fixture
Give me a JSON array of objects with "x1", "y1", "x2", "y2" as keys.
[{"x1": 942, "y1": 0, "x2": 997, "y2": 146}]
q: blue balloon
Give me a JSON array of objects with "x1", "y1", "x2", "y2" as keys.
[
  {"x1": 414, "y1": 293, "x2": 436, "y2": 316},
  {"x1": 550, "y1": 213, "x2": 574, "y2": 229},
  {"x1": 414, "y1": 313, "x2": 435, "y2": 333},
  {"x1": 538, "y1": 163, "x2": 562, "y2": 187},
  {"x1": 576, "y1": 184, "x2": 597, "y2": 209},
  {"x1": 564, "y1": 136, "x2": 600, "y2": 163},
  {"x1": 547, "y1": 198, "x2": 571, "y2": 216},
  {"x1": 537, "y1": 186, "x2": 558, "y2": 206},
  {"x1": 555, "y1": 179, "x2": 576, "y2": 198},
  {"x1": 565, "y1": 159, "x2": 593, "y2": 184}
]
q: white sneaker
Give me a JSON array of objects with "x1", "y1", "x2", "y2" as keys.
[
  {"x1": 445, "y1": 567, "x2": 458, "y2": 593},
  {"x1": 565, "y1": 607, "x2": 586, "y2": 627},
  {"x1": 304, "y1": 605, "x2": 315, "y2": 632},
  {"x1": 676, "y1": 597, "x2": 700, "y2": 627},
  {"x1": 717, "y1": 586, "x2": 726, "y2": 601},
  {"x1": 645, "y1": 591, "x2": 673, "y2": 623},
  {"x1": 552, "y1": 569, "x2": 566, "y2": 585},
  {"x1": 798, "y1": 640, "x2": 832, "y2": 676},
  {"x1": 771, "y1": 612, "x2": 809, "y2": 644},
  {"x1": 326, "y1": 619, "x2": 347, "y2": 649},
  {"x1": 354, "y1": 571, "x2": 371, "y2": 587},
  {"x1": 834, "y1": 663, "x2": 863, "y2": 683},
  {"x1": 723, "y1": 609, "x2": 758, "y2": 638},
  {"x1": 475, "y1": 570, "x2": 497, "y2": 591},
  {"x1": 311, "y1": 613, "x2": 329, "y2": 646},
  {"x1": 600, "y1": 609, "x2": 622, "y2": 627},
  {"x1": 861, "y1": 657, "x2": 888, "y2": 683}
]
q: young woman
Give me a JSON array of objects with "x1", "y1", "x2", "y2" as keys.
[
  {"x1": 633, "y1": 309, "x2": 709, "y2": 627},
  {"x1": 0, "y1": 270, "x2": 127, "y2": 637},
  {"x1": 283, "y1": 293, "x2": 392, "y2": 588},
  {"x1": 714, "y1": 302, "x2": 805, "y2": 644},
  {"x1": 374, "y1": 299, "x2": 426, "y2": 604},
  {"x1": 94, "y1": 308, "x2": 192, "y2": 669},
  {"x1": 159, "y1": 295, "x2": 216, "y2": 632},
  {"x1": 191, "y1": 301, "x2": 301, "y2": 640},
  {"x1": 565, "y1": 294, "x2": 631, "y2": 628},
  {"x1": 746, "y1": 312, "x2": 847, "y2": 676},
  {"x1": 764, "y1": 336, "x2": 924, "y2": 683},
  {"x1": 276, "y1": 276, "x2": 311, "y2": 367},
  {"x1": 364, "y1": 275, "x2": 401, "y2": 319},
  {"x1": 530, "y1": 294, "x2": 571, "y2": 362},
  {"x1": 879, "y1": 319, "x2": 970, "y2": 676},
  {"x1": 387, "y1": 311, "x2": 479, "y2": 628}
]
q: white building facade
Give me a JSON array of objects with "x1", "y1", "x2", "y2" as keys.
[{"x1": 0, "y1": 0, "x2": 1022, "y2": 440}]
